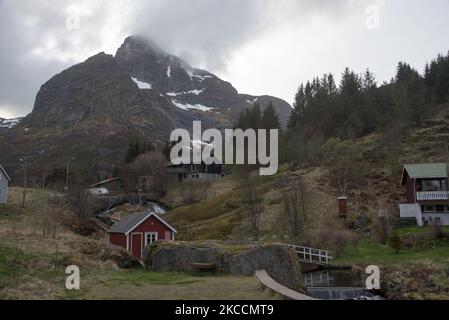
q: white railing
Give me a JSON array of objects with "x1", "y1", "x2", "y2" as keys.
[
  {"x1": 416, "y1": 191, "x2": 449, "y2": 201},
  {"x1": 288, "y1": 245, "x2": 333, "y2": 265}
]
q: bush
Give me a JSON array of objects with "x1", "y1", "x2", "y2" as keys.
[
  {"x1": 304, "y1": 228, "x2": 358, "y2": 256},
  {"x1": 389, "y1": 233, "x2": 404, "y2": 253}
]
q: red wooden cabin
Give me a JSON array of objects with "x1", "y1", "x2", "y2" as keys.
[{"x1": 107, "y1": 211, "x2": 177, "y2": 259}]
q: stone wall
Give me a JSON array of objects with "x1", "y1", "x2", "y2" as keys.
[{"x1": 143, "y1": 241, "x2": 303, "y2": 290}]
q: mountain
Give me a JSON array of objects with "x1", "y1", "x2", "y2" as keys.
[
  {"x1": 0, "y1": 36, "x2": 291, "y2": 179},
  {"x1": 0, "y1": 117, "x2": 22, "y2": 132}
]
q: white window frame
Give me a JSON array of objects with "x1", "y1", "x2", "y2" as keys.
[{"x1": 145, "y1": 232, "x2": 158, "y2": 246}]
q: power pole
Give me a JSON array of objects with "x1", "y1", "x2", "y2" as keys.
[
  {"x1": 21, "y1": 160, "x2": 27, "y2": 208},
  {"x1": 66, "y1": 157, "x2": 76, "y2": 193},
  {"x1": 66, "y1": 162, "x2": 70, "y2": 193}
]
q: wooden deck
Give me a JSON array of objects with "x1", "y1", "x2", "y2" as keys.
[{"x1": 255, "y1": 270, "x2": 316, "y2": 300}]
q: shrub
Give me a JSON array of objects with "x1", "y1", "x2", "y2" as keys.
[
  {"x1": 304, "y1": 228, "x2": 358, "y2": 256},
  {"x1": 389, "y1": 233, "x2": 404, "y2": 253}
]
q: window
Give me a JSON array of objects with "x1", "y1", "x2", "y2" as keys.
[
  {"x1": 145, "y1": 232, "x2": 158, "y2": 246},
  {"x1": 422, "y1": 205, "x2": 449, "y2": 213},
  {"x1": 421, "y1": 179, "x2": 448, "y2": 191}
]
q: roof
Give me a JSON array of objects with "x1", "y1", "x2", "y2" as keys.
[
  {"x1": 168, "y1": 156, "x2": 222, "y2": 167},
  {"x1": 401, "y1": 163, "x2": 448, "y2": 184},
  {"x1": 88, "y1": 177, "x2": 122, "y2": 188},
  {"x1": 0, "y1": 164, "x2": 11, "y2": 181},
  {"x1": 107, "y1": 211, "x2": 177, "y2": 235}
]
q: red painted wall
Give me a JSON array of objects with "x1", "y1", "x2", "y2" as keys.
[
  {"x1": 338, "y1": 198, "x2": 348, "y2": 216},
  {"x1": 109, "y1": 233, "x2": 127, "y2": 249},
  {"x1": 404, "y1": 172, "x2": 416, "y2": 203},
  {"x1": 108, "y1": 215, "x2": 175, "y2": 260},
  {"x1": 131, "y1": 216, "x2": 173, "y2": 240}
]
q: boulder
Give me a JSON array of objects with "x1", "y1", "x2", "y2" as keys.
[{"x1": 143, "y1": 241, "x2": 303, "y2": 290}]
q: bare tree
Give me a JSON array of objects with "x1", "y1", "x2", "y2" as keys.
[
  {"x1": 121, "y1": 151, "x2": 168, "y2": 196},
  {"x1": 321, "y1": 138, "x2": 361, "y2": 196},
  {"x1": 281, "y1": 175, "x2": 308, "y2": 237},
  {"x1": 38, "y1": 196, "x2": 64, "y2": 238},
  {"x1": 241, "y1": 176, "x2": 263, "y2": 240}
]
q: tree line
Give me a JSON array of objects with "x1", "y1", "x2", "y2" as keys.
[{"x1": 283, "y1": 51, "x2": 449, "y2": 163}]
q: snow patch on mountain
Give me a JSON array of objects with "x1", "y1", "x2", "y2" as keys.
[
  {"x1": 131, "y1": 77, "x2": 152, "y2": 89},
  {"x1": 167, "y1": 66, "x2": 171, "y2": 78},
  {"x1": 171, "y1": 100, "x2": 214, "y2": 112},
  {"x1": 192, "y1": 74, "x2": 214, "y2": 82},
  {"x1": 166, "y1": 89, "x2": 205, "y2": 97},
  {"x1": 0, "y1": 117, "x2": 22, "y2": 129}
]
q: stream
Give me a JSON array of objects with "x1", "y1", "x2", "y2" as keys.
[
  {"x1": 147, "y1": 201, "x2": 167, "y2": 215},
  {"x1": 303, "y1": 270, "x2": 383, "y2": 300}
]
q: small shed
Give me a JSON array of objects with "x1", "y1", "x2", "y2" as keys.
[
  {"x1": 107, "y1": 211, "x2": 177, "y2": 259},
  {"x1": 0, "y1": 164, "x2": 11, "y2": 204},
  {"x1": 338, "y1": 196, "x2": 348, "y2": 218}
]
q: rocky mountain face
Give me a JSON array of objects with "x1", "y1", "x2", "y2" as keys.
[
  {"x1": 0, "y1": 36, "x2": 291, "y2": 180},
  {"x1": 0, "y1": 117, "x2": 22, "y2": 132}
]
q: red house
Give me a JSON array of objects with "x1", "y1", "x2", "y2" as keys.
[
  {"x1": 400, "y1": 163, "x2": 449, "y2": 226},
  {"x1": 107, "y1": 211, "x2": 177, "y2": 259}
]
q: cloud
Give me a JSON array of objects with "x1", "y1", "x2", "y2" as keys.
[
  {"x1": 131, "y1": 0, "x2": 357, "y2": 70},
  {"x1": 0, "y1": 0, "x2": 448, "y2": 117}
]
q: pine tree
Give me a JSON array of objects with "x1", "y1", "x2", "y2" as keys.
[
  {"x1": 261, "y1": 102, "x2": 280, "y2": 129},
  {"x1": 362, "y1": 69, "x2": 377, "y2": 91},
  {"x1": 340, "y1": 68, "x2": 361, "y2": 96},
  {"x1": 288, "y1": 84, "x2": 306, "y2": 129}
]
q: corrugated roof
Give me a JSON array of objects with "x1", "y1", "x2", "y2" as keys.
[
  {"x1": 0, "y1": 164, "x2": 11, "y2": 181},
  {"x1": 404, "y1": 163, "x2": 448, "y2": 179}
]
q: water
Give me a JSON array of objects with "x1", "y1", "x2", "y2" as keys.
[
  {"x1": 147, "y1": 201, "x2": 166, "y2": 215},
  {"x1": 307, "y1": 287, "x2": 372, "y2": 300},
  {"x1": 303, "y1": 270, "x2": 380, "y2": 300}
]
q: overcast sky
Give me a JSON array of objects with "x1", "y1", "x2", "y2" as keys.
[{"x1": 1, "y1": 0, "x2": 449, "y2": 118}]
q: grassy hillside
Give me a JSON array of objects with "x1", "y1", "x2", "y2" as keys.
[
  {"x1": 162, "y1": 106, "x2": 449, "y2": 260},
  {"x1": 0, "y1": 188, "x2": 279, "y2": 300}
]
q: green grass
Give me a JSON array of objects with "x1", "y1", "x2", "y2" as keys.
[
  {"x1": 0, "y1": 204, "x2": 25, "y2": 223},
  {"x1": 166, "y1": 190, "x2": 241, "y2": 223},
  {"x1": 393, "y1": 226, "x2": 449, "y2": 236},
  {"x1": 334, "y1": 226, "x2": 449, "y2": 265},
  {"x1": 0, "y1": 246, "x2": 31, "y2": 283},
  {"x1": 103, "y1": 269, "x2": 201, "y2": 286}
]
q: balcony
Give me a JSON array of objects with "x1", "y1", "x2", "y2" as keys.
[{"x1": 416, "y1": 191, "x2": 449, "y2": 201}]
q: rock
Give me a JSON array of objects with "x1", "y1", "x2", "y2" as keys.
[
  {"x1": 102, "y1": 244, "x2": 143, "y2": 269},
  {"x1": 0, "y1": 36, "x2": 291, "y2": 178},
  {"x1": 143, "y1": 241, "x2": 303, "y2": 290}
]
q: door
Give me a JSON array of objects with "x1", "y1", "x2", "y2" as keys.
[{"x1": 131, "y1": 233, "x2": 142, "y2": 259}]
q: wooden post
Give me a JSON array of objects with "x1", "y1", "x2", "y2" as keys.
[{"x1": 22, "y1": 166, "x2": 27, "y2": 208}]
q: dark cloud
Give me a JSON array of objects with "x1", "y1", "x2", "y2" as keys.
[
  {"x1": 0, "y1": 0, "x2": 380, "y2": 117},
  {"x1": 131, "y1": 0, "x2": 353, "y2": 70}
]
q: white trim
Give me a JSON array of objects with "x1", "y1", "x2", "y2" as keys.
[
  {"x1": 0, "y1": 165, "x2": 11, "y2": 182},
  {"x1": 125, "y1": 212, "x2": 178, "y2": 235},
  {"x1": 126, "y1": 234, "x2": 129, "y2": 251},
  {"x1": 144, "y1": 232, "x2": 158, "y2": 246}
]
